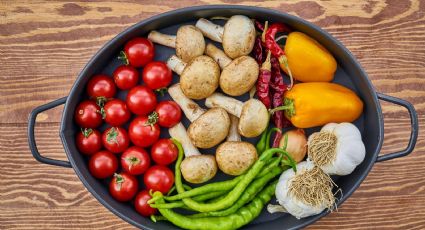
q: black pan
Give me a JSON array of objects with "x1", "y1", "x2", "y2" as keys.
[{"x1": 27, "y1": 5, "x2": 418, "y2": 230}]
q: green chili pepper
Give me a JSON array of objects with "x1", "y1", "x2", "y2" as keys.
[
  {"x1": 150, "y1": 190, "x2": 228, "y2": 209},
  {"x1": 190, "y1": 166, "x2": 283, "y2": 218},
  {"x1": 206, "y1": 158, "x2": 278, "y2": 205},
  {"x1": 152, "y1": 180, "x2": 278, "y2": 230},
  {"x1": 161, "y1": 176, "x2": 243, "y2": 202},
  {"x1": 257, "y1": 156, "x2": 282, "y2": 178},
  {"x1": 159, "y1": 139, "x2": 237, "y2": 212},
  {"x1": 167, "y1": 184, "x2": 192, "y2": 196},
  {"x1": 265, "y1": 127, "x2": 281, "y2": 151},
  {"x1": 174, "y1": 148, "x2": 287, "y2": 213},
  {"x1": 256, "y1": 127, "x2": 281, "y2": 153},
  {"x1": 255, "y1": 128, "x2": 269, "y2": 153},
  {"x1": 150, "y1": 215, "x2": 167, "y2": 222}
]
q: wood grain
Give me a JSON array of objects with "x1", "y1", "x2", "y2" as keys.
[{"x1": 0, "y1": 0, "x2": 424, "y2": 229}]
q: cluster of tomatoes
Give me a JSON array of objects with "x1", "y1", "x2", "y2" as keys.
[{"x1": 74, "y1": 37, "x2": 181, "y2": 216}]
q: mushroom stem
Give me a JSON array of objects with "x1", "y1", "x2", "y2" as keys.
[
  {"x1": 167, "y1": 55, "x2": 187, "y2": 75},
  {"x1": 169, "y1": 123, "x2": 201, "y2": 157},
  {"x1": 227, "y1": 115, "x2": 241, "y2": 142},
  {"x1": 195, "y1": 18, "x2": 224, "y2": 43},
  {"x1": 168, "y1": 84, "x2": 205, "y2": 122},
  {"x1": 205, "y1": 43, "x2": 232, "y2": 69},
  {"x1": 148, "y1": 31, "x2": 176, "y2": 48},
  {"x1": 205, "y1": 92, "x2": 243, "y2": 117}
]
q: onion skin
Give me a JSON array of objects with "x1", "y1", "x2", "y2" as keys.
[{"x1": 279, "y1": 129, "x2": 307, "y2": 163}]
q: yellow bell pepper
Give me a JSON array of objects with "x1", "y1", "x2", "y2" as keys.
[
  {"x1": 283, "y1": 32, "x2": 337, "y2": 82},
  {"x1": 271, "y1": 82, "x2": 363, "y2": 128}
]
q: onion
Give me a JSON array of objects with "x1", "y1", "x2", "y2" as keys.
[{"x1": 279, "y1": 129, "x2": 307, "y2": 163}]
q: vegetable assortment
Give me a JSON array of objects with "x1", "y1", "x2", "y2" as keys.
[{"x1": 74, "y1": 15, "x2": 367, "y2": 230}]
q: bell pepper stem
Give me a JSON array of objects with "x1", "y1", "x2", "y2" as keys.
[{"x1": 269, "y1": 98, "x2": 295, "y2": 118}]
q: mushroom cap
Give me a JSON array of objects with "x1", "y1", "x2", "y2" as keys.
[
  {"x1": 176, "y1": 25, "x2": 206, "y2": 62},
  {"x1": 222, "y1": 15, "x2": 256, "y2": 59},
  {"x1": 181, "y1": 155, "x2": 217, "y2": 184},
  {"x1": 188, "y1": 107, "x2": 231, "y2": 148},
  {"x1": 220, "y1": 56, "x2": 259, "y2": 96},
  {"x1": 216, "y1": 141, "x2": 257, "y2": 176},
  {"x1": 238, "y1": 99, "x2": 269, "y2": 138},
  {"x1": 180, "y1": 55, "x2": 220, "y2": 100}
]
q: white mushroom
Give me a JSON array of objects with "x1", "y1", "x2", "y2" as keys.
[
  {"x1": 205, "y1": 93, "x2": 269, "y2": 138},
  {"x1": 167, "y1": 55, "x2": 220, "y2": 100},
  {"x1": 168, "y1": 84, "x2": 230, "y2": 148},
  {"x1": 216, "y1": 115, "x2": 258, "y2": 176},
  {"x1": 195, "y1": 15, "x2": 256, "y2": 59},
  {"x1": 169, "y1": 123, "x2": 217, "y2": 184},
  {"x1": 205, "y1": 43, "x2": 259, "y2": 96},
  {"x1": 148, "y1": 25, "x2": 205, "y2": 62}
]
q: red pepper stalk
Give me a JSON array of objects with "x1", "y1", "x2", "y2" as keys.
[
  {"x1": 256, "y1": 51, "x2": 272, "y2": 109},
  {"x1": 263, "y1": 22, "x2": 294, "y2": 89}
]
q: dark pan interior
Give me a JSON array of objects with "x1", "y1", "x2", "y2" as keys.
[{"x1": 59, "y1": 5, "x2": 383, "y2": 230}]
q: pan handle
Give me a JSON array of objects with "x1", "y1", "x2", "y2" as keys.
[
  {"x1": 28, "y1": 97, "x2": 72, "y2": 168},
  {"x1": 376, "y1": 93, "x2": 418, "y2": 162}
]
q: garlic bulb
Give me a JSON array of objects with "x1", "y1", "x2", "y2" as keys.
[
  {"x1": 274, "y1": 161, "x2": 335, "y2": 219},
  {"x1": 308, "y1": 122, "x2": 365, "y2": 176}
]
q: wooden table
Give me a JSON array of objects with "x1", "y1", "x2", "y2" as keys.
[{"x1": 1, "y1": 0, "x2": 424, "y2": 229}]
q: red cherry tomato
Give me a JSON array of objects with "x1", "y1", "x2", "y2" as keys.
[
  {"x1": 121, "y1": 146, "x2": 150, "y2": 175},
  {"x1": 113, "y1": 65, "x2": 139, "y2": 90},
  {"x1": 134, "y1": 190, "x2": 157, "y2": 216},
  {"x1": 104, "y1": 99, "x2": 131, "y2": 126},
  {"x1": 74, "y1": 100, "x2": 102, "y2": 128},
  {"x1": 154, "y1": 101, "x2": 182, "y2": 128},
  {"x1": 151, "y1": 139, "x2": 178, "y2": 166},
  {"x1": 144, "y1": 165, "x2": 174, "y2": 194},
  {"x1": 122, "y1": 37, "x2": 155, "y2": 67},
  {"x1": 76, "y1": 128, "x2": 102, "y2": 155},
  {"x1": 126, "y1": 86, "x2": 157, "y2": 116},
  {"x1": 142, "y1": 61, "x2": 172, "y2": 90},
  {"x1": 89, "y1": 150, "x2": 118, "y2": 179},
  {"x1": 109, "y1": 172, "x2": 138, "y2": 202},
  {"x1": 102, "y1": 127, "x2": 130, "y2": 153},
  {"x1": 87, "y1": 74, "x2": 116, "y2": 99},
  {"x1": 128, "y1": 116, "x2": 160, "y2": 148}
]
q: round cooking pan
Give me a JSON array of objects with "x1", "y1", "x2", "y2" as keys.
[{"x1": 27, "y1": 5, "x2": 418, "y2": 230}]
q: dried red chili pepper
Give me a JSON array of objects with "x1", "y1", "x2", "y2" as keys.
[
  {"x1": 252, "y1": 37, "x2": 265, "y2": 65},
  {"x1": 256, "y1": 51, "x2": 272, "y2": 109},
  {"x1": 270, "y1": 56, "x2": 292, "y2": 147},
  {"x1": 264, "y1": 22, "x2": 293, "y2": 89},
  {"x1": 254, "y1": 20, "x2": 264, "y2": 32}
]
